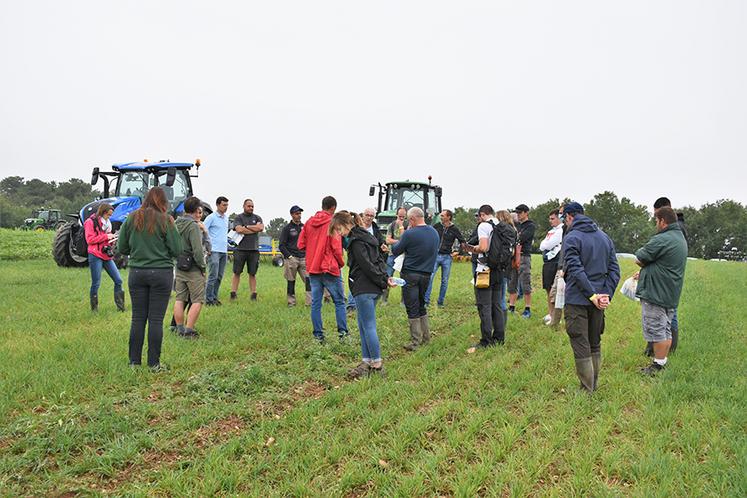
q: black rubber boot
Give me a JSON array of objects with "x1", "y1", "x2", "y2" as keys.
[
  {"x1": 404, "y1": 318, "x2": 422, "y2": 351},
  {"x1": 591, "y1": 353, "x2": 602, "y2": 391},
  {"x1": 420, "y1": 315, "x2": 431, "y2": 344},
  {"x1": 575, "y1": 357, "x2": 595, "y2": 393},
  {"x1": 114, "y1": 290, "x2": 126, "y2": 312},
  {"x1": 90, "y1": 294, "x2": 98, "y2": 312}
]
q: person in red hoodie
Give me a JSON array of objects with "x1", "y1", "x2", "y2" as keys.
[
  {"x1": 298, "y1": 196, "x2": 350, "y2": 342},
  {"x1": 84, "y1": 203, "x2": 125, "y2": 312}
]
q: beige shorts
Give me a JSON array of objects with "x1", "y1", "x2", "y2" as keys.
[{"x1": 175, "y1": 269, "x2": 206, "y2": 303}]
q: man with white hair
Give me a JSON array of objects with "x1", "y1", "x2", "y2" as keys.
[
  {"x1": 391, "y1": 207, "x2": 439, "y2": 351},
  {"x1": 346, "y1": 207, "x2": 388, "y2": 312}
]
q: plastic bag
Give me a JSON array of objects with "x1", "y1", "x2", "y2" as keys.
[
  {"x1": 475, "y1": 270, "x2": 490, "y2": 288},
  {"x1": 393, "y1": 254, "x2": 405, "y2": 272},
  {"x1": 554, "y1": 277, "x2": 565, "y2": 309},
  {"x1": 620, "y1": 276, "x2": 639, "y2": 301}
]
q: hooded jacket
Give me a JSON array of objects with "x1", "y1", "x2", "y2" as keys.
[
  {"x1": 635, "y1": 223, "x2": 687, "y2": 309},
  {"x1": 84, "y1": 214, "x2": 112, "y2": 261},
  {"x1": 176, "y1": 215, "x2": 206, "y2": 271},
  {"x1": 347, "y1": 226, "x2": 389, "y2": 296},
  {"x1": 563, "y1": 214, "x2": 621, "y2": 306},
  {"x1": 298, "y1": 210, "x2": 344, "y2": 276}
]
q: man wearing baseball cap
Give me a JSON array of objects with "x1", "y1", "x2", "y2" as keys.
[
  {"x1": 279, "y1": 205, "x2": 311, "y2": 306},
  {"x1": 561, "y1": 201, "x2": 620, "y2": 392},
  {"x1": 508, "y1": 204, "x2": 536, "y2": 318}
]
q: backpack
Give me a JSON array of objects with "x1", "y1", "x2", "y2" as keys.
[{"x1": 486, "y1": 221, "x2": 516, "y2": 272}]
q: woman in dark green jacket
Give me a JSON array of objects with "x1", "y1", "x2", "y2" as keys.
[{"x1": 118, "y1": 187, "x2": 182, "y2": 371}]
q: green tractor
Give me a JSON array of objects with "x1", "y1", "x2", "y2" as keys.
[
  {"x1": 21, "y1": 209, "x2": 65, "y2": 231},
  {"x1": 368, "y1": 177, "x2": 443, "y2": 232}
]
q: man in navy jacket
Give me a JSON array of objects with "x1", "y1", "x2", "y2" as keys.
[{"x1": 562, "y1": 202, "x2": 621, "y2": 393}]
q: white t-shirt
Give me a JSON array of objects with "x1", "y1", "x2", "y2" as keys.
[{"x1": 476, "y1": 217, "x2": 499, "y2": 272}]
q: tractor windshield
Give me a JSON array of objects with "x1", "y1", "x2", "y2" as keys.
[
  {"x1": 115, "y1": 170, "x2": 190, "y2": 208},
  {"x1": 385, "y1": 186, "x2": 425, "y2": 213}
]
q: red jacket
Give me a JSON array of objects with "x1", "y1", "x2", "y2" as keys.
[
  {"x1": 84, "y1": 215, "x2": 111, "y2": 261},
  {"x1": 298, "y1": 210, "x2": 344, "y2": 276}
]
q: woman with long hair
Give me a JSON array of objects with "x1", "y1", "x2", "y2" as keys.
[
  {"x1": 345, "y1": 212, "x2": 395, "y2": 378},
  {"x1": 118, "y1": 187, "x2": 182, "y2": 371},
  {"x1": 495, "y1": 209, "x2": 516, "y2": 326},
  {"x1": 84, "y1": 203, "x2": 124, "y2": 311}
]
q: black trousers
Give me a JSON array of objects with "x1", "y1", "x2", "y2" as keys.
[
  {"x1": 402, "y1": 271, "x2": 430, "y2": 319},
  {"x1": 128, "y1": 268, "x2": 173, "y2": 367},
  {"x1": 564, "y1": 303, "x2": 605, "y2": 359},
  {"x1": 475, "y1": 273, "x2": 505, "y2": 345}
]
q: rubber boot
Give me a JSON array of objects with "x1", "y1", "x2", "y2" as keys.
[
  {"x1": 420, "y1": 315, "x2": 431, "y2": 344},
  {"x1": 404, "y1": 318, "x2": 422, "y2": 351},
  {"x1": 287, "y1": 281, "x2": 296, "y2": 306},
  {"x1": 550, "y1": 308, "x2": 563, "y2": 329},
  {"x1": 114, "y1": 290, "x2": 126, "y2": 312},
  {"x1": 574, "y1": 357, "x2": 595, "y2": 393},
  {"x1": 669, "y1": 327, "x2": 678, "y2": 354},
  {"x1": 90, "y1": 294, "x2": 98, "y2": 312},
  {"x1": 591, "y1": 353, "x2": 602, "y2": 391}
]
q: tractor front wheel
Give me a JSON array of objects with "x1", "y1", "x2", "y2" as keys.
[{"x1": 53, "y1": 222, "x2": 88, "y2": 268}]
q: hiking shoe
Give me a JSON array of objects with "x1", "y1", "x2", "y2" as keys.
[
  {"x1": 640, "y1": 362, "x2": 665, "y2": 377},
  {"x1": 403, "y1": 343, "x2": 418, "y2": 352},
  {"x1": 369, "y1": 365, "x2": 386, "y2": 378},
  {"x1": 149, "y1": 364, "x2": 170, "y2": 373},
  {"x1": 230, "y1": 292, "x2": 237, "y2": 301},
  {"x1": 347, "y1": 362, "x2": 371, "y2": 380},
  {"x1": 467, "y1": 342, "x2": 492, "y2": 354},
  {"x1": 521, "y1": 309, "x2": 532, "y2": 319},
  {"x1": 205, "y1": 301, "x2": 216, "y2": 307},
  {"x1": 179, "y1": 329, "x2": 200, "y2": 340},
  {"x1": 251, "y1": 292, "x2": 257, "y2": 301}
]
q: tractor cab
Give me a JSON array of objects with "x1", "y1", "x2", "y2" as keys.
[
  {"x1": 86, "y1": 160, "x2": 202, "y2": 229},
  {"x1": 53, "y1": 159, "x2": 204, "y2": 268},
  {"x1": 369, "y1": 177, "x2": 443, "y2": 231},
  {"x1": 22, "y1": 208, "x2": 63, "y2": 230}
]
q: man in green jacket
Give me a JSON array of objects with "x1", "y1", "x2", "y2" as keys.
[
  {"x1": 174, "y1": 196, "x2": 207, "y2": 339},
  {"x1": 635, "y1": 207, "x2": 687, "y2": 376}
]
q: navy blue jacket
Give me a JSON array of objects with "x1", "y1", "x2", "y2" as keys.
[
  {"x1": 563, "y1": 215, "x2": 621, "y2": 306},
  {"x1": 391, "y1": 225, "x2": 439, "y2": 274}
]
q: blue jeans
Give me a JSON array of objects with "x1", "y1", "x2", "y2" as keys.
[
  {"x1": 89, "y1": 254, "x2": 123, "y2": 297},
  {"x1": 386, "y1": 254, "x2": 396, "y2": 277},
  {"x1": 355, "y1": 293, "x2": 381, "y2": 362},
  {"x1": 206, "y1": 252, "x2": 227, "y2": 302},
  {"x1": 425, "y1": 254, "x2": 453, "y2": 305},
  {"x1": 346, "y1": 290, "x2": 356, "y2": 311},
  {"x1": 309, "y1": 273, "x2": 348, "y2": 340}
]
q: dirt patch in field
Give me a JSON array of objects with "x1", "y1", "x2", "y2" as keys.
[
  {"x1": 292, "y1": 380, "x2": 328, "y2": 400},
  {"x1": 193, "y1": 414, "x2": 246, "y2": 448}
]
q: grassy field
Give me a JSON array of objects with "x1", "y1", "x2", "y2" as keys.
[
  {"x1": 0, "y1": 252, "x2": 745, "y2": 496},
  {"x1": 0, "y1": 228, "x2": 56, "y2": 261}
]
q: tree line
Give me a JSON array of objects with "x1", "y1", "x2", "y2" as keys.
[
  {"x1": 0, "y1": 176, "x2": 101, "y2": 228},
  {"x1": 450, "y1": 191, "x2": 747, "y2": 261},
  {"x1": 1, "y1": 176, "x2": 744, "y2": 261}
]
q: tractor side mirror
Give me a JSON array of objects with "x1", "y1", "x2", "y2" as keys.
[
  {"x1": 369, "y1": 186, "x2": 375, "y2": 196},
  {"x1": 91, "y1": 167, "x2": 100, "y2": 185},
  {"x1": 165, "y1": 167, "x2": 176, "y2": 187},
  {"x1": 435, "y1": 187, "x2": 442, "y2": 198}
]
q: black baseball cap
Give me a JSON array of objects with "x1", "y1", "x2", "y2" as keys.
[
  {"x1": 514, "y1": 204, "x2": 529, "y2": 213},
  {"x1": 289, "y1": 205, "x2": 303, "y2": 214}
]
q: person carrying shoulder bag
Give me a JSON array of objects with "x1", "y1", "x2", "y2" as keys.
[
  {"x1": 84, "y1": 203, "x2": 124, "y2": 312},
  {"x1": 173, "y1": 196, "x2": 207, "y2": 339}
]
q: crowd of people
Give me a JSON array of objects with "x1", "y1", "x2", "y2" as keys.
[{"x1": 86, "y1": 188, "x2": 688, "y2": 391}]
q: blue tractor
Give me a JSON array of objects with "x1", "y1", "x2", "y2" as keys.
[{"x1": 53, "y1": 159, "x2": 207, "y2": 267}]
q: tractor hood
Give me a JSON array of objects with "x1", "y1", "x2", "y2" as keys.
[{"x1": 79, "y1": 196, "x2": 142, "y2": 226}]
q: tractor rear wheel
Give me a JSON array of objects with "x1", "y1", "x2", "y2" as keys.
[{"x1": 53, "y1": 222, "x2": 88, "y2": 267}]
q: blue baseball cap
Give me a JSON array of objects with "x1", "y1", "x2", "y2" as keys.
[
  {"x1": 289, "y1": 205, "x2": 303, "y2": 214},
  {"x1": 563, "y1": 202, "x2": 584, "y2": 215}
]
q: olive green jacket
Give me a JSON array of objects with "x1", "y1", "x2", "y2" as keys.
[{"x1": 635, "y1": 223, "x2": 687, "y2": 309}]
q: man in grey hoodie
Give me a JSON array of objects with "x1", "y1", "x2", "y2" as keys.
[{"x1": 174, "y1": 196, "x2": 207, "y2": 339}]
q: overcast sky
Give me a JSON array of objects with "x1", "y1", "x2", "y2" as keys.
[{"x1": 1, "y1": 1, "x2": 745, "y2": 221}]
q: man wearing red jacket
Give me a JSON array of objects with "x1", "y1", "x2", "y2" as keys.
[{"x1": 298, "y1": 196, "x2": 348, "y2": 342}]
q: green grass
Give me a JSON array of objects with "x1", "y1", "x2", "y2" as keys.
[
  {"x1": 0, "y1": 256, "x2": 745, "y2": 496},
  {"x1": 0, "y1": 228, "x2": 55, "y2": 261}
]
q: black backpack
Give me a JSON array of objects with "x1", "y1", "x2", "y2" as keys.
[{"x1": 486, "y1": 221, "x2": 516, "y2": 272}]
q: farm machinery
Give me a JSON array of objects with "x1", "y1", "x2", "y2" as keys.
[
  {"x1": 368, "y1": 176, "x2": 443, "y2": 232},
  {"x1": 53, "y1": 160, "x2": 207, "y2": 268},
  {"x1": 21, "y1": 209, "x2": 65, "y2": 231}
]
